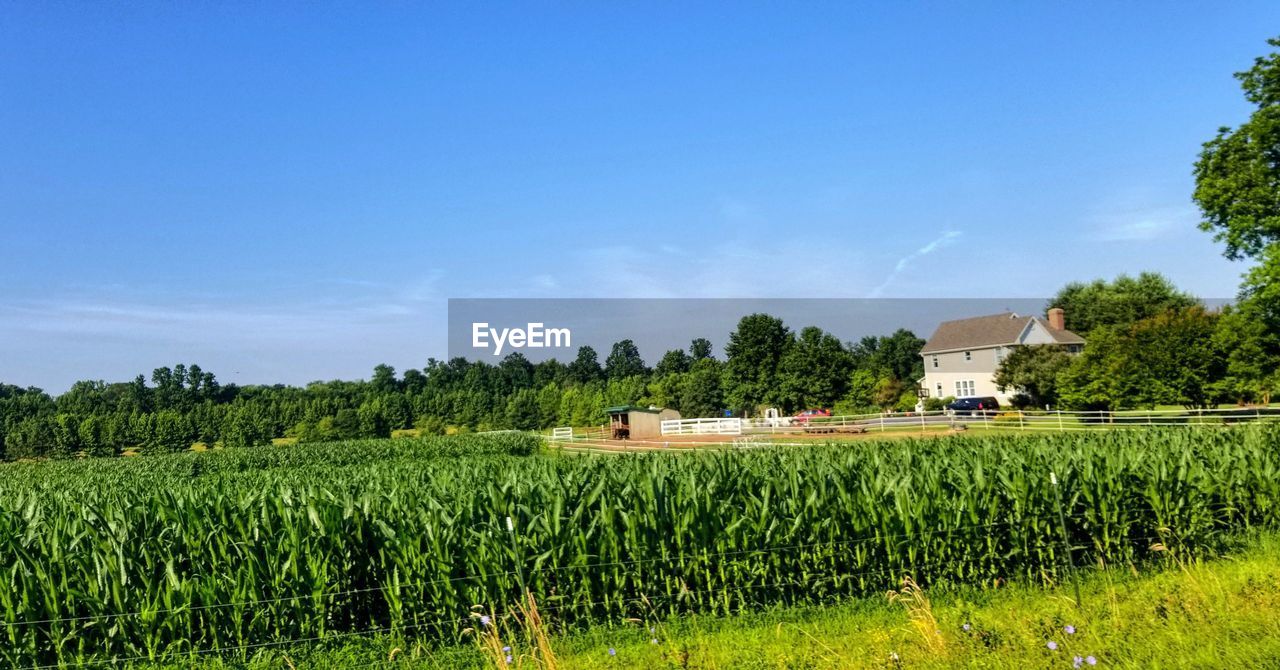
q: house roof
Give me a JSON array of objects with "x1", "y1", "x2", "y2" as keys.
[
  {"x1": 920, "y1": 312, "x2": 1084, "y2": 354},
  {"x1": 604, "y1": 405, "x2": 665, "y2": 415}
]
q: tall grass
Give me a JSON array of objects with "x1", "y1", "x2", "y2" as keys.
[{"x1": 0, "y1": 427, "x2": 1277, "y2": 666}]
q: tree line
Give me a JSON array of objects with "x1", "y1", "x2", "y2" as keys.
[{"x1": 0, "y1": 326, "x2": 927, "y2": 460}]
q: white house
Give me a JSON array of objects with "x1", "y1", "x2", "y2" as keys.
[{"x1": 917, "y1": 309, "x2": 1084, "y2": 407}]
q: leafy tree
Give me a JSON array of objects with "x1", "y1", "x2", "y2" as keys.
[
  {"x1": 1194, "y1": 37, "x2": 1280, "y2": 262},
  {"x1": 678, "y1": 358, "x2": 724, "y2": 418},
  {"x1": 567, "y1": 346, "x2": 605, "y2": 384},
  {"x1": 147, "y1": 411, "x2": 194, "y2": 454},
  {"x1": 1126, "y1": 306, "x2": 1226, "y2": 409},
  {"x1": 723, "y1": 313, "x2": 792, "y2": 414},
  {"x1": 401, "y1": 369, "x2": 427, "y2": 394},
  {"x1": 777, "y1": 326, "x2": 852, "y2": 411},
  {"x1": 1194, "y1": 38, "x2": 1280, "y2": 398},
  {"x1": 994, "y1": 345, "x2": 1074, "y2": 409},
  {"x1": 1057, "y1": 327, "x2": 1151, "y2": 411},
  {"x1": 371, "y1": 364, "x2": 400, "y2": 394},
  {"x1": 654, "y1": 349, "x2": 692, "y2": 377},
  {"x1": 1057, "y1": 307, "x2": 1226, "y2": 411},
  {"x1": 871, "y1": 329, "x2": 927, "y2": 382},
  {"x1": 689, "y1": 338, "x2": 714, "y2": 360},
  {"x1": 1048, "y1": 273, "x2": 1198, "y2": 335},
  {"x1": 505, "y1": 389, "x2": 542, "y2": 430},
  {"x1": 498, "y1": 353, "x2": 535, "y2": 393},
  {"x1": 604, "y1": 340, "x2": 648, "y2": 380}
]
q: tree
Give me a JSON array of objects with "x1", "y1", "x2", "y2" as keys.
[
  {"x1": 1057, "y1": 307, "x2": 1226, "y2": 411},
  {"x1": 654, "y1": 349, "x2": 692, "y2": 377},
  {"x1": 678, "y1": 358, "x2": 724, "y2": 418},
  {"x1": 1125, "y1": 306, "x2": 1226, "y2": 409},
  {"x1": 371, "y1": 364, "x2": 400, "y2": 394},
  {"x1": 147, "y1": 410, "x2": 194, "y2": 454},
  {"x1": 1056, "y1": 327, "x2": 1152, "y2": 411},
  {"x1": 723, "y1": 314, "x2": 792, "y2": 414},
  {"x1": 994, "y1": 345, "x2": 1073, "y2": 409},
  {"x1": 689, "y1": 338, "x2": 714, "y2": 360},
  {"x1": 871, "y1": 329, "x2": 926, "y2": 382},
  {"x1": 505, "y1": 389, "x2": 542, "y2": 430},
  {"x1": 567, "y1": 346, "x2": 604, "y2": 384},
  {"x1": 604, "y1": 340, "x2": 648, "y2": 380},
  {"x1": 1194, "y1": 37, "x2": 1280, "y2": 262},
  {"x1": 777, "y1": 326, "x2": 852, "y2": 411},
  {"x1": 1048, "y1": 273, "x2": 1199, "y2": 335}
]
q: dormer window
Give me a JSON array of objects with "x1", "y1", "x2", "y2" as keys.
[{"x1": 931, "y1": 355, "x2": 938, "y2": 368}]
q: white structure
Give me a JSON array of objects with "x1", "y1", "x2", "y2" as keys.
[{"x1": 917, "y1": 309, "x2": 1084, "y2": 407}]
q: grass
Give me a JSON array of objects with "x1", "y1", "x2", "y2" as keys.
[{"x1": 128, "y1": 531, "x2": 1280, "y2": 669}]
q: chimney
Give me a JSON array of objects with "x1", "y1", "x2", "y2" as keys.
[{"x1": 1047, "y1": 307, "x2": 1065, "y2": 331}]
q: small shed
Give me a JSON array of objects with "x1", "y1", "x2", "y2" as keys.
[{"x1": 605, "y1": 405, "x2": 681, "y2": 440}]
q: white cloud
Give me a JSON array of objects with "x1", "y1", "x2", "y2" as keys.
[
  {"x1": 867, "y1": 231, "x2": 963, "y2": 298},
  {"x1": 1087, "y1": 203, "x2": 1198, "y2": 242}
]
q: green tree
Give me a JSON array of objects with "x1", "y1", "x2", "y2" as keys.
[
  {"x1": 994, "y1": 345, "x2": 1074, "y2": 409},
  {"x1": 689, "y1": 338, "x2": 714, "y2": 360},
  {"x1": 723, "y1": 314, "x2": 792, "y2": 414},
  {"x1": 371, "y1": 364, "x2": 400, "y2": 394},
  {"x1": 1048, "y1": 272, "x2": 1199, "y2": 335},
  {"x1": 567, "y1": 346, "x2": 604, "y2": 384},
  {"x1": 777, "y1": 326, "x2": 852, "y2": 411},
  {"x1": 678, "y1": 358, "x2": 724, "y2": 418},
  {"x1": 147, "y1": 411, "x2": 193, "y2": 454},
  {"x1": 1194, "y1": 37, "x2": 1280, "y2": 261},
  {"x1": 604, "y1": 340, "x2": 648, "y2": 380},
  {"x1": 505, "y1": 389, "x2": 542, "y2": 430},
  {"x1": 654, "y1": 349, "x2": 692, "y2": 377}
]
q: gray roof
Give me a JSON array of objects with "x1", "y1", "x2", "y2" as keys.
[{"x1": 920, "y1": 312, "x2": 1084, "y2": 354}]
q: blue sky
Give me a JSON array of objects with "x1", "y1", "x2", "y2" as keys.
[{"x1": 2, "y1": 3, "x2": 1277, "y2": 392}]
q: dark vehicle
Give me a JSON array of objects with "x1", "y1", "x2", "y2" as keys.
[{"x1": 946, "y1": 397, "x2": 1000, "y2": 416}]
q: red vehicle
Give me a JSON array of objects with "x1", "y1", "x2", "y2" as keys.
[{"x1": 792, "y1": 408, "x2": 832, "y2": 424}]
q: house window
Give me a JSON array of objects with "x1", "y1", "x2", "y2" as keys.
[
  {"x1": 994, "y1": 348, "x2": 1003, "y2": 364},
  {"x1": 931, "y1": 355, "x2": 938, "y2": 368},
  {"x1": 935, "y1": 383, "x2": 943, "y2": 397},
  {"x1": 964, "y1": 351, "x2": 972, "y2": 361},
  {"x1": 954, "y1": 380, "x2": 975, "y2": 397}
]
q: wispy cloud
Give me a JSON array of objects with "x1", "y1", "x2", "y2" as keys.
[
  {"x1": 1086, "y1": 203, "x2": 1197, "y2": 242},
  {"x1": 867, "y1": 231, "x2": 963, "y2": 298}
]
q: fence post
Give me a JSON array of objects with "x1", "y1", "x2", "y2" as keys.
[
  {"x1": 1057, "y1": 409, "x2": 1064, "y2": 432},
  {"x1": 1019, "y1": 410, "x2": 1025, "y2": 431},
  {"x1": 879, "y1": 412, "x2": 886, "y2": 433},
  {"x1": 920, "y1": 411, "x2": 927, "y2": 434}
]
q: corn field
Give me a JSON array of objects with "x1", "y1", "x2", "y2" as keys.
[{"x1": 1, "y1": 427, "x2": 1279, "y2": 666}]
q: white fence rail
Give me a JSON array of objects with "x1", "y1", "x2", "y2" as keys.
[{"x1": 661, "y1": 417, "x2": 744, "y2": 436}]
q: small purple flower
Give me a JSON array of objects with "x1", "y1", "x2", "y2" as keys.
[
  {"x1": 1065, "y1": 625, "x2": 1076, "y2": 635},
  {"x1": 1087, "y1": 656, "x2": 1098, "y2": 666},
  {"x1": 962, "y1": 623, "x2": 971, "y2": 631},
  {"x1": 650, "y1": 638, "x2": 658, "y2": 644},
  {"x1": 505, "y1": 655, "x2": 513, "y2": 664},
  {"x1": 1047, "y1": 641, "x2": 1059, "y2": 651},
  {"x1": 1074, "y1": 656, "x2": 1084, "y2": 668},
  {"x1": 479, "y1": 614, "x2": 491, "y2": 626},
  {"x1": 502, "y1": 646, "x2": 511, "y2": 652},
  {"x1": 608, "y1": 647, "x2": 616, "y2": 657}
]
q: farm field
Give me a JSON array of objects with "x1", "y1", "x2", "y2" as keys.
[
  {"x1": 125, "y1": 531, "x2": 1280, "y2": 669},
  {"x1": 2, "y1": 427, "x2": 1279, "y2": 667}
]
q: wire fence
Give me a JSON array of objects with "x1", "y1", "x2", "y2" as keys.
[{"x1": 7, "y1": 506, "x2": 1239, "y2": 669}]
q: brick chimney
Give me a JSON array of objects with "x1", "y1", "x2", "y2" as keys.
[{"x1": 1047, "y1": 307, "x2": 1065, "y2": 331}]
